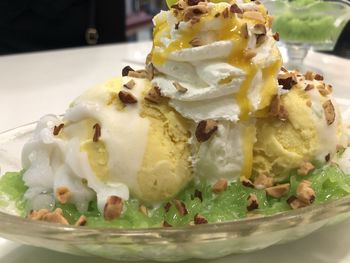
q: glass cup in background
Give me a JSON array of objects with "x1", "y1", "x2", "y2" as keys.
[{"x1": 264, "y1": 0, "x2": 350, "y2": 72}]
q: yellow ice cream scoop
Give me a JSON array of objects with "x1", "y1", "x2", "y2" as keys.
[{"x1": 253, "y1": 71, "x2": 347, "y2": 179}]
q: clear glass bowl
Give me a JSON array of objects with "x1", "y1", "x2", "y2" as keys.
[
  {"x1": 1, "y1": 120, "x2": 350, "y2": 261},
  {"x1": 264, "y1": 0, "x2": 350, "y2": 71}
]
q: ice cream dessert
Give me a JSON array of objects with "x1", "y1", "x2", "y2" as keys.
[{"x1": 1, "y1": 0, "x2": 350, "y2": 228}]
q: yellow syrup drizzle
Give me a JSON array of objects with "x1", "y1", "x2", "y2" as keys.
[{"x1": 240, "y1": 124, "x2": 256, "y2": 178}]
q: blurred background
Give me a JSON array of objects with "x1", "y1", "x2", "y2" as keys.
[{"x1": 0, "y1": 0, "x2": 349, "y2": 58}]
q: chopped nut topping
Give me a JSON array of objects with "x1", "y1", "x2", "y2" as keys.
[
  {"x1": 28, "y1": 208, "x2": 69, "y2": 225},
  {"x1": 256, "y1": 34, "x2": 267, "y2": 46},
  {"x1": 304, "y1": 84, "x2": 314, "y2": 91},
  {"x1": 278, "y1": 72, "x2": 297, "y2": 90},
  {"x1": 56, "y1": 187, "x2": 72, "y2": 204},
  {"x1": 194, "y1": 214, "x2": 208, "y2": 225},
  {"x1": 75, "y1": 215, "x2": 87, "y2": 226},
  {"x1": 173, "y1": 82, "x2": 188, "y2": 93},
  {"x1": 304, "y1": 71, "x2": 315, "y2": 81},
  {"x1": 241, "y1": 23, "x2": 249, "y2": 39},
  {"x1": 123, "y1": 79, "x2": 136, "y2": 90},
  {"x1": 296, "y1": 180, "x2": 315, "y2": 205},
  {"x1": 251, "y1": 24, "x2": 266, "y2": 35},
  {"x1": 287, "y1": 195, "x2": 307, "y2": 210},
  {"x1": 297, "y1": 161, "x2": 315, "y2": 176},
  {"x1": 247, "y1": 194, "x2": 259, "y2": 211},
  {"x1": 128, "y1": 69, "x2": 149, "y2": 79},
  {"x1": 318, "y1": 83, "x2": 331, "y2": 96},
  {"x1": 195, "y1": 119, "x2": 218, "y2": 142},
  {"x1": 243, "y1": 49, "x2": 257, "y2": 59},
  {"x1": 122, "y1": 66, "x2": 135, "y2": 77},
  {"x1": 174, "y1": 199, "x2": 188, "y2": 216},
  {"x1": 194, "y1": 189, "x2": 203, "y2": 202},
  {"x1": 104, "y1": 196, "x2": 123, "y2": 221},
  {"x1": 323, "y1": 100, "x2": 336, "y2": 126},
  {"x1": 243, "y1": 11, "x2": 265, "y2": 23},
  {"x1": 269, "y1": 95, "x2": 288, "y2": 121},
  {"x1": 222, "y1": 7, "x2": 229, "y2": 18},
  {"x1": 118, "y1": 90, "x2": 138, "y2": 104},
  {"x1": 253, "y1": 174, "x2": 274, "y2": 189},
  {"x1": 315, "y1": 73, "x2": 324, "y2": 81},
  {"x1": 212, "y1": 178, "x2": 228, "y2": 193},
  {"x1": 184, "y1": 5, "x2": 208, "y2": 22},
  {"x1": 241, "y1": 178, "x2": 255, "y2": 189},
  {"x1": 163, "y1": 221, "x2": 173, "y2": 227},
  {"x1": 164, "y1": 202, "x2": 172, "y2": 212},
  {"x1": 145, "y1": 63, "x2": 156, "y2": 80},
  {"x1": 53, "y1": 123, "x2": 64, "y2": 136},
  {"x1": 325, "y1": 153, "x2": 331, "y2": 162},
  {"x1": 93, "y1": 123, "x2": 101, "y2": 142},
  {"x1": 139, "y1": 205, "x2": 148, "y2": 216},
  {"x1": 280, "y1": 66, "x2": 289, "y2": 73},
  {"x1": 272, "y1": 32, "x2": 280, "y2": 41},
  {"x1": 145, "y1": 86, "x2": 162, "y2": 103},
  {"x1": 189, "y1": 37, "x2": 202, "y2": 47},
  {"x1": 188, "y1": 0, "x2": 202, "y2": 6},
  {"x1": 265, "y1": 184, "x2": 290, "y2": 198},
  {"x1": 306, "y1": 100, "x2": 312, "y2": 107},
  {"x1": 230, "y1": 3, "x2": 243, "y2": 14}
]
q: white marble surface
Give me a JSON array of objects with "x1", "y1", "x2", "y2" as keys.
[{"x1": 0, "y1": 41, "x2": 350, "y2": 262}]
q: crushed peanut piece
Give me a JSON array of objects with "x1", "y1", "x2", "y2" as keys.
[
  {"x1": 163, "y1": 221, "x2": 173, "y2": 227},
  {"x1": 253, "y1": 174, "x2": 274, "y2": 189},
  {"x1": 56, "y1": 187, "x2": 72, "y2": 204},
  {"x1": 247, "y1": 194, "x2": 259, "y2": 211},
  {"x1": 222, "y1": 7, "x2": 229, "y2": 18},
  {"x1": 314, "y1": 73, "x2": 324, "y2": 81},
  {"x1": 304, "y1": 84, "x2": 314, "y2": 91},
  {"x1": 272, "y1": 32, "x2": 280, "y2": 41},
  {"x1": 297, "y1": 161, "x2": 315, "y2": 176},
  {"x1": 230, "y1": 3, "x2": 243, "y2": 14},
  {"x1": 53, "y1": 123, "x2": 64, "y2": 136},
  {"x1": 145, "y1": 86, "x2": 162, "y2": 103},
  {"x1": 184, "y1": 5, "x2": 208, "y2": 21},
  {"x1": 194, "y1": 189, "x2": 203, "y2": 202},
  {"x1": 28, "y1": 208, "x2": 69, "y2": 225},
  {"x1": 104, "y1": 196, "x2": 123, "y2": 221},
  {"x1": 241, "y1": 178, "x2": 255, "y2": 189},
  {"x1": 323, "y1": 100, "x2": 335, "y2": 126},
  {"x1": 128, "y1": 70, "x2": 149, "y2": 79},
  {"x1": 122, "y1": 66, "x2": 134, "y2": 77},
  {"x1": 123, "y1": 79, "x2": 136, "y2": 90},
  {"x1": 243, "y1": 11, "x2": 265, "y2": 23},
  {"x1": 278, "y1": 72, "x2": 297, "y2": 90},
  {"x1": 296, "y1": 180, "x2": 316, "y2": 205},
  {"x1": 287, "y1": 195, "x2": 307, "y2": 210},
  {"x1": 75, "y1": 215, "x2": 87, "y2": 226},
  {"x1": 139, "y1": 205, "x2": 148, "y2": 216},
  {"x1": 243, "y1": 49, "x2": 257, "y2": 59},
  {"x1": 189, "y1": 37, "x2": 202, "y2": 47},
  {"x1": 269, "y1": 95, "x2": 288, "y2": 121},
  {"x1": 164, "y1": 202, "x2": 172, "y2": 212},
  {"x1": 93, "y1": 123, "x2": 101, "y2": 142},
  {"x1": 118, "y1": 90, "x2": 138, "y2": 104},
  {"x1": 195, "y1": 119, "x2": 218, "y2": 142},
  {"x1": 194, "y1": 214, "x2": 208, "y2": 225},
  {"x1": 265, "y1": 184, "x2": 290, "y2": 198},
  {"x1": 256, "y1": 34, "x2": 267, "y2": 46},
  {"x1": 174, "y1": 199, "x2": 188, "y2": 216},
  {"x1": 212, "y1": 178, "x2": 228, "y2": 193},
  {"x1": 173, "y1": 82, "x2": 188, "y2": 93},
  {"x1": 251, "y1": 24, "x2": 266, "y2": 35},
  {"x1": 304, "y1": 71, "x2": 315, "y2": 80},
  {"x1": 241, "y1": 23, "x2": 249, "y2": 39}
]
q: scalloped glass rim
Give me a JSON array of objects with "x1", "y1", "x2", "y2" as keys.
[{"x1": 1, "y1": 120, "x2": 350, "y2": 261}]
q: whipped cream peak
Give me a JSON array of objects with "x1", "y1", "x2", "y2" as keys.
[{"x1": 150, "y1": 0, "x2": 282, "y2": 122}]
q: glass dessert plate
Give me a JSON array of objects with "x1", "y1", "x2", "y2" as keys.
[{"x1": 1, "y1": 98, "x2": 350, "y2": 262}]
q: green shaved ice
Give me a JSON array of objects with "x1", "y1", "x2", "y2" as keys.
[
  {"x1": 0, "y1": 171, "x2": 27, "y2": 214},
  {"x1": 1, "y1": 162, "x2": 350, "y2": 228}
]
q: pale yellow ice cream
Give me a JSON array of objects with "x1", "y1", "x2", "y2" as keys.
[{"x1": 253, "y1": 71, "x2": 347, "y2": 178}]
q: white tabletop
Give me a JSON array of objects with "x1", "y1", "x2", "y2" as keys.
[{"x1": 1, "y1": 42, "x2": 350, "y2": 262}]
